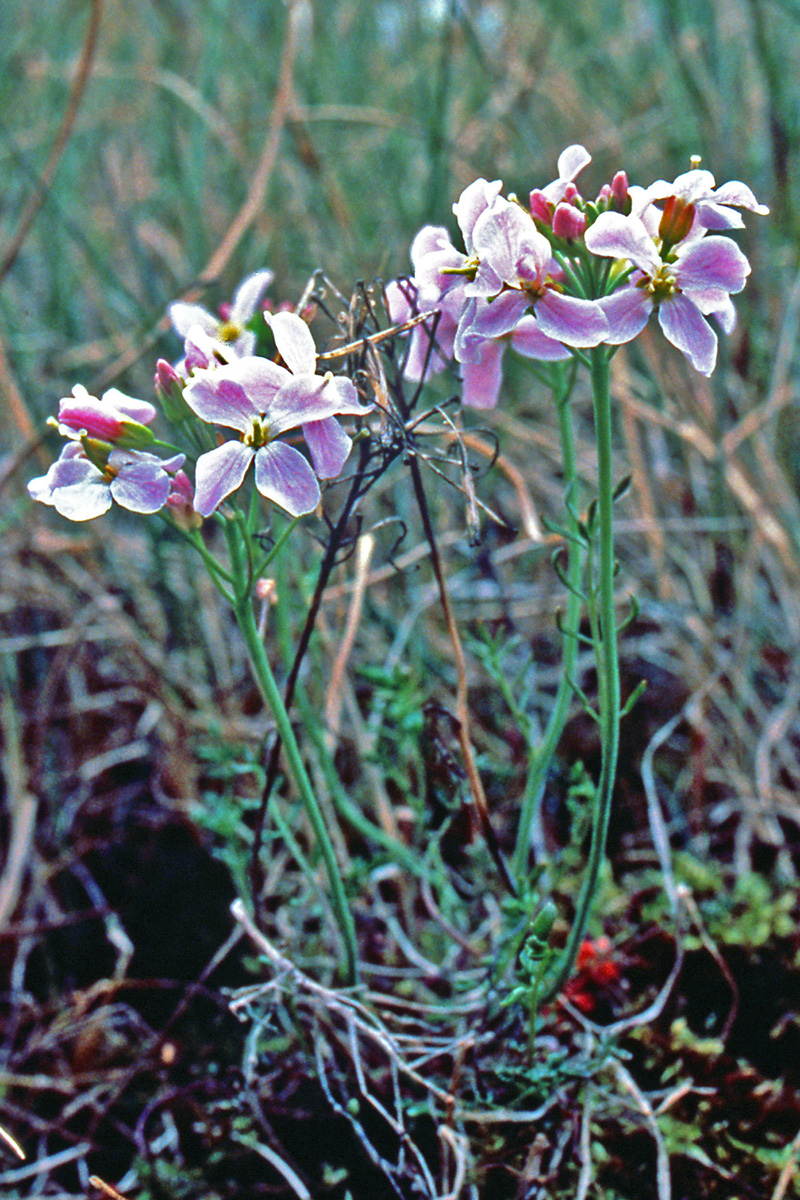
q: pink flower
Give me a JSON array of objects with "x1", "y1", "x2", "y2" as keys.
[
  {"x1": 585, "y1": 211, "x2": 751, "y2": 374},
  {"x1": 463, "y1": 197, "x2": 608, "y2": 347},
  {"x1": 56, "y1": 384, "x2": 157, "y2": 448},
  {"x1": 183, "y1": 313, "x2": 370, "y2": 518},
  {"x1": 645, "y1": 167, "x2": 769, "y2": 231},
  {"x1": 28, "y1": 441, "x2": 185, "y2": 521},
  {"x1": 169, "y1": 269, "x2": 274, "y2": 363}
]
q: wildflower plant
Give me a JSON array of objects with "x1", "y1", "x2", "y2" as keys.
[{"x1": 27, "y1": 148, "x2": 766, "y2": 999}]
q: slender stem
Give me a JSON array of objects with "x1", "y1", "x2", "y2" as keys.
[
  {"x1": 513, "y1": 370, "x2": 582, "y2": 884},
  {"x1": 541, "y1": 346, "x2": 620, "y2": 1001},
  {"x1": 226, "y1": 520, "x2": 359, "y2": 985}
]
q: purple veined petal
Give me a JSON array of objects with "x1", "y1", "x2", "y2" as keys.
[
  {"x1": 511, "y1": 316, "x2": 572, "y2": 361},
  {"x1": 460, "y1": 341, "x2": 506, "y2": 409},
  {"x1": 321, "y1": 375, "x2": 372, "y2": 416},
  {"x1": 232, "y1": 329, "x2": 257, "y2": 357},
  {"x1": 471, "y1": 200, "x2": 549, "y2": 291},
  {"x1": 194, "y1": 440, "x2": 254, "y2": 516},
  {"x1": 658, "y1": 293, "x2": 718, "y2": 376},
  {"x1": 28, "y1": 446, "x2": 97, "y2": 509},
  {"x1": 109, "y1": 459, "x2": 172, "y2": 514},
  {"x1": 710, "y1": 295, "x2": 737, "y2": 335},
  {"x1": 230, "y1": 269, "x2": 274, "y2": 324},
  {"x1": 51, "y1": 457, "x2": 113, "y2": 521},
  {"x1": 385, "y1": 278, "x2": 415, "y2": 324},
  {"x1": 411, "y1": 225, "x2": 455, "y2": 265},
  {"x1": 458, "y1": 290, "x2": 530, "y2": 347},
  {"x1": 712, "y1": 181, "x2": 769, "y2": 214},
  {"x1": 536, "y1": 290, "x2": 608, "y2": 348},
  {"x1": 558, "y1": 143, "x2": 592, "y2": 179},
  {"x1": 584, "y1": 212, "x2": 660, "y2": 274},
  {"x1": 676, "y1": 235, "x2": 751, "y2": 295},
  {"x1": 695, "y1": 203, "x2": 745, "y2": 231},
  {"x1": 268, "y1": 374, "x2": 369, "y2": 435},
  {"x1": 303, "y1": 416, "x2": 353, "y2": 478},
  {"x1": 452, "y1": 178, "x2": 504, "y2": 247},
  {"x1": 101, "y1": 388, "x2": 158, "y2": 426},
  {"x1": 184, "y1": 370, "x2": 257, "y2": 430},
  {"x1": 115, "y1": 449, "x2": 185, "y2": 475},
  {"x1": 410, "y1": 226, "x2": 467, "y2": 296},
  {"x1": 647, "y1": 169, "x2": 716, "y2": 205},
  {"x1": 599, "y1": 286, "x2": 652, "y2": 345},
  {"x1": 254, "y1": 441, "x2": 321, "y2": 516},
  {"x1": 266, "y1": 311, "x2": 317, "y2": 376},
  {"x1": 185, "y1": 357, "x2": 291, "y2": 427},
  {"x1": 183, "y1": 324, "x2": 222, "y2": 373},
  {"x1": 169, "y1": 302, "x2": 217, "y2": 339}
]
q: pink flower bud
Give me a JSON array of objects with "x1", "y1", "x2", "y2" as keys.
[
  {"x1": 529, "y1": 189, "x2": 553, "y2": 224},
  {"x1": 552, "y1": 202, "x2": 587, "y2": 240},
  {"x1": 58, "y1": 402, "x2": 127, "y2": 442},
  {"x1": 610, "y1": 170, "x2": 630, "y2": 213},
  {"x1": 155, "y1": 358, "x2": 181, "y2": 394},
  {"x1": 58, "y1": 386, "x2": 156, "y2": 450}
]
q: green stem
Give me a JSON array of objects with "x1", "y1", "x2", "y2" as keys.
[
  {"x1": 226, "y1": 520, "x2": 359, "y2": 984},
  {"x1": 541, "y1": 346, "x2": 620, "y2": 1002},
  {"x1": 513, "y1": 371, "x2": 583, "y2": 885}
]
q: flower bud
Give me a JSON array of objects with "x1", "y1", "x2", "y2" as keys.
[
  {"x1": 58, "y1": 400, "x2": 155, "y2": 450},
  {"x1": 552, "y1": 202, "x2": 587, "y2": 241},
  {"x1": 155, "y1": 358, "x2": 193, "y2": 423},
  {"x1": 658, "y1": 194, "x2": 696, "y2": 249},
  {"x1": 529, "y1": 188, "x2": 552, "y2": 224},
  {"x1": 609, "y1": 170, "x2": 630, "y2": 213}
]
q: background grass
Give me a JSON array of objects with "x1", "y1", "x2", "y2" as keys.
[{"x1": 3, "y1": 1, "x2": 800, "y2": 1198}]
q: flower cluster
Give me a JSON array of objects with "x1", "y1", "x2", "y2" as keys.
[
  {"x1": 391, "y1": 146, "x2": 767, "y2": 404},
  {"x1": 28, "y1": 275, "x2": 370, "y2": 523},
  {"x1": 28, "y1": 150, "x2": 767, "y2": 524}
]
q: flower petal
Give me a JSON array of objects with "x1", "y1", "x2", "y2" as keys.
[
  {"x1": 460, "y1": 342, "x2": 505, "y2": 409},
  {"x1": 536, "y1": 290, "x2": 608, "y2": 347},
  {"x1": 584, "y1": 212, "x2": 660, "y2": 274},
  {"x1": 457, "y1": 291, "x2": 529, "y2": 350},
  {"x1": 184, "y1": 358, "x2": 289, "y2": 428},
  {"x1": 101, "y1": 388, "x2": 158, "y2": 426},
  {"x1": 511, "y1": 316, "x2": 572, "y2": 361},
  {"x1": 677, "y1": 235, "x2": 750, "y2": 296},
  {"x1": 471, "y1": 200, "x2": 549, "y2": 293},
  {"x1": 268, "y1": 374, "x2": 369, "y2": 435},
  {"x1": 230, "y1": 269, "x2": 274, "y2": 324},
  {"x1": 303, "y1": 416, "x2": 352, "y2": 478},
  {"x1": 109, "y1": 455, "x2": 172, "y2": 514},
  {"x1": 712, "y1": 181, "x2": 769, "y2": 215},
  {"x1": 46, "y1": 456, "x2": 112, "y2": 521},
  {"x1": 266, "y1": 311, "x2": 318, "y2": 376},
  {"x1": 599, "y1": 286, "x2": 652, "y2": 344},
  {"x1": 169, "y1": 302, "x2": 218, "y2": 339},
  {"x1": 452, "y1": 178, "x2": 503, "y2": 247},
  {"x1": 194, "y1": 441, "x2": 254, "y2": 516},
  {"x1": 658, "y1": 294, "x2": 718, "y2": 375},
  {"x1": 254, "y1": 441, "x2": 321, "y2": 516}
]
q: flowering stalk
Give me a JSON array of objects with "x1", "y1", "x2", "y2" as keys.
[
  {"x1": 223, "y1": 513, "x2": 360, "y2": 985},
  {"x1": 539, "y1": 346, "x2": 620, "y2": 1001},
  {"x1": 512, "y1": 363, "x2": 583, "y2": 884}
]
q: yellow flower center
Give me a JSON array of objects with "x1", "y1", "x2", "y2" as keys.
[
  {"x1": 217, "y1": 320, "x2": 243, "y2": 342},
  {"x1": 244, "y1": 416, "x2": 271, "y2": 449},
  {"x1": 640, "y1": 263, "x2": 678, "y2": 304}
]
